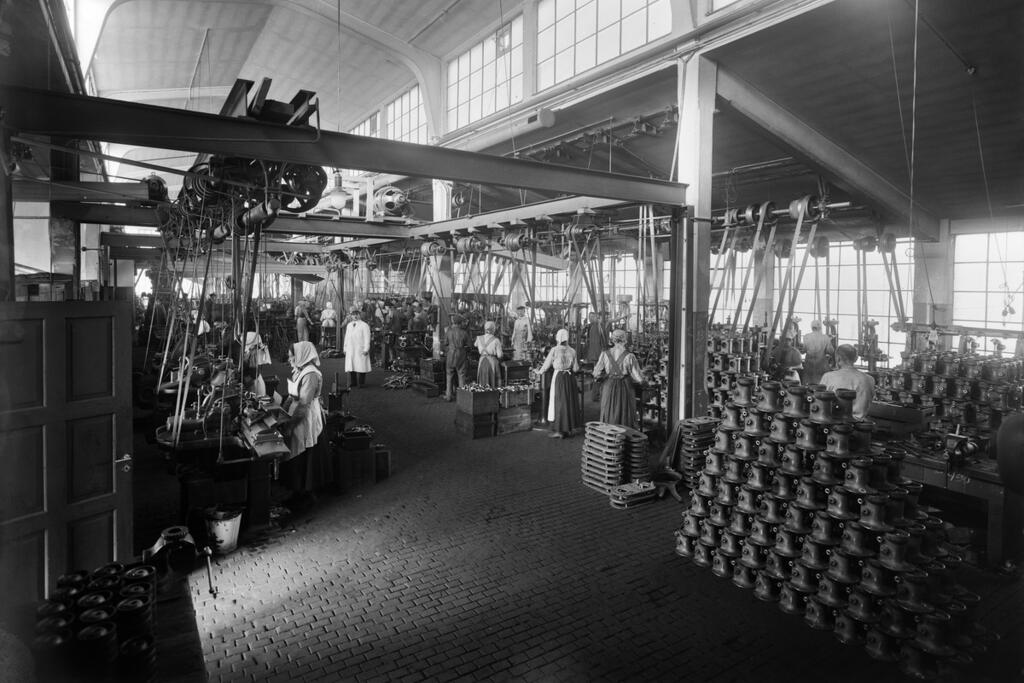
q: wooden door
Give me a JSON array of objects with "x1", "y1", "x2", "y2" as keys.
[{"x1": 0, "y1": 301, "x2": 133, "y2": 621}]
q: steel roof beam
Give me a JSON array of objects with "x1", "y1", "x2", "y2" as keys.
[
  {"x1": 1, "y1": 87, "x2": 687, "y2": 207},
  {"x1": 716, "y1": 68, "x2": 939, "y2": 240}
]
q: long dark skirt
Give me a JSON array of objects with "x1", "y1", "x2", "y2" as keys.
[
  {"x1": 477, "y1": 355, "x2": 501, "y2": 387},
  {"x1": 280, "y1": 432, "x2": 332, "y2": 494},
  {"x1": 550, "y1": 370, "x2": 581, "y2": 435},
  {"x1": 599, "y1": 376, "x2": 638, "y2": 429}
]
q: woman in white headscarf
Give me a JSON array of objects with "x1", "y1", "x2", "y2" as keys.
[
  {"x1": 537, "y1": 328, "x2": 580, "y2": 438},
  {"x1": 319, "y1": 301, "x2": 338, "y2": 347},
  {"x1": 281, "y1": 341, "x2": 326, "y2": 509},
  {"x1": 343, "y1": 308, "x2": 372, "y2": 388},
  {"x1": 593, "y1": 328, "x2": 644, "y2": 428},
  {"x1": 475, "y1": 320, "x2": 503, "y2": 387}
]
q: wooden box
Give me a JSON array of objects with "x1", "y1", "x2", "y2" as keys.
[
  {"x1": 499, "y1": 386, "x2": 535, "y2": 408},
  {"x1": 456, "y1": 388, "x2": 500, "y2": 415},
  {"x1": 496, "y1": 405, "x2": 532, "y2": 434},
  {"x1": 454, "y1": 409, "x2": 496, "y2": 439},
  {"x1": 502, "y1": 360, "x2": 532, "y2": 384}
]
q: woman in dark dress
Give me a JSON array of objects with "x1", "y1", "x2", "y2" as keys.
[
  {"x1": 538, "y1": 328, "x2": 581, "y2": 438},
  {"x1": 593, "y1": 328, "x2": 645, "y2": 429}
]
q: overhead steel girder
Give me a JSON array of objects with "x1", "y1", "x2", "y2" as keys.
[
  {"x1": 1, "y1": 87, "x2": 687, "y2": 207},
  {"x1": 100, "y1": 232, "x2": 328, "y2": 254},
  {"x1": 52, "y1": 202, "x2": 160, "y2": 226},
  {"x1": 14, "y1": 180, "x2": 150, "y2": 203},
  {"x1": 715, "y1": 68, "x2": 940, "y2": 241}
]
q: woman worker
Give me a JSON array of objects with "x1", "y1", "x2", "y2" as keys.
[
  {"x1": 537, "y1": 328, "x2": 581, "y2": 438},
  {"x1": 242, "y1": 330, "x2": 271, "y2": 396},
  {"x1": 592, "y1": 328, "x2": 645, "y2": 429},
  {"x1": 281, "y1": 341, "x2": 326, "y2": 510},
  {"x1": 343, "y1": 308, "x2": 372, "y2": 388},
  {"x1": 319, "y1": 301, "x2": 338, "y2": 347},
  {"x1": 295, "y1": 299, "x2": 312, "y2": 342},
  {"x1": 475, "y1": 320, "x2": 503, "y2": 387}
]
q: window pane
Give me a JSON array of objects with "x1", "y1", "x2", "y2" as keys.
[
  {"x1": 622, "y1": 0, "x2": 645, "y2": 15},
  {"x1": 648, "y1": 0, "x2": 671, "y2": 37},
  {"x1": 511, "y1": 15, "x2": 523, "y2": 44},
  {"x1": 621, "y1": 9, "x2": 645, "y2": 52},
  {"x1": 596, "y1": 25, "x2": 619, "y2": 63},
  {"x1": 510, "y1": 45, "x2": 523, "y2": 75},
  {"x1": 556, "y1": 0, "x2": 574, "y2": 19},
  {"x1": 954, "y1": 234, "x2": 988, "y2": 262},
  {"x1": 538, "y1": 0, "x2": 555, "y2": 28},
  {"x1": 576, "y1": 35, "x2": 597, "y2": 71},
  {"x1": 577, "y1": 0, "x2": 597, "y2": 36},
  {"x1": 469, "y1": 97, "x2": 481, "y2": 122},
  {"x1": 954, "y1": 292, "x2": 987, "y2": 320},
  {"x1": 470, "y1": 69, "x2": 483, "y2": 97},
  {"x1": 556, "y1": 15, "x2": 575, "y2": 43},
  {"x1": 481, "y1": 90, "x2": 496, "y2": 117},
  {"x1": 598, "y1": 0, "x2": 620, "y2": 28},
  {"x1": 953, "y1": 263, "x2": 989, "y2": 291},
  {"x1": 482, "y1": 64, "x2": 496, "y2": 91},
  {"x1": 555, "y1": 48, "x2": 575, "y2": 83},
  {"x1": 482, "y1": 34, "x2": 496, "y2": 63},
  {"x1": 496, "y1": 83, "x2": 511, "y2": 109},
  {"x1": 537, "y1": 59, "x2": 555, "y2": 90},
  {"x1": 509, "y1": 74, "x2": 523, "y2": 103}
]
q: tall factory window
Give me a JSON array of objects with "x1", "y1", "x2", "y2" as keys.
[
  {"x1": 953, "y1": 232, "x2": 1024, "y2": 353},
  {"x1": 385, "y1": 86, "x2": 428, "y2": 144},
  {"x1": 536, "y1": 0, "x2": 671, "y2": 91},
  {"x1": 446, "y1": 16, "x2": 524, "y2": 131},
  {"x1": 784, "y1": 238, "x2": 914, "y2": 365},
  {"x1": 348, "y1": 113, "x2": 380, "y2": 138},
  {"x1": 708, "y1": 249, "x2": 752, "y2": 326}
]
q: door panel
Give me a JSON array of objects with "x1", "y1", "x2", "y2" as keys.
[{"x1": 0, "y1": 301, "x2": 133, "y2": 625}]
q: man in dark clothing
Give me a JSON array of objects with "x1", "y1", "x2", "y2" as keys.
[
  {"x1": 442, "y1": 315, "x2": 471, "y2": 401},
  {"x1": 383, "y1": 303, "x2": 407, "y2": 369}
]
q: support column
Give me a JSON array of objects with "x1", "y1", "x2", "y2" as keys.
[
  {"x1": 0, "y1": 129, "x2": 13, "y2": 301},
  {"x1": 672, "y1": 54, "x2": 716, "y2": 421},
  {"x1": 913, "y1": 219, "x2": 954, "y2": 349},
  {"x1": 334, "y1": 267, "x2": 344, "y2": 353}
]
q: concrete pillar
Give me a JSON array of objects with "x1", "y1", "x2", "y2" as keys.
[
  {"x1": 0, "y1": 130, "x2": 14, "y2": 301},
  {"x1": 671, "y1": 54, "x2": 715, "y2": 421}
]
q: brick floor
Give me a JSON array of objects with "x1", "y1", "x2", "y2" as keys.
[{"x1": 163, "y1": 366, "x2": 1024, "y2": 682}]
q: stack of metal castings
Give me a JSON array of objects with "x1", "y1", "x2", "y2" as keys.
[
  {"x1": 876, "y1": 351, "x2": 1023, "y2": 435},
  {"x1": 580, "y1": 422, "x2": 628, "y2": 495},
  {"x1": 622, "y1": 427, "x2": 652, "y2": 483},
  {"x1": 706, "y1": 325, "x2": 767, "y2": 418},
  {"x1": 674, "y1": 416, "x2": 719, "y2": 490},
  {"x1": 674, "y1": 379, "x2": 996, "y2": 679},
  {"x1": 31, "y1": 562, "x2": 159, "y2": 681}
]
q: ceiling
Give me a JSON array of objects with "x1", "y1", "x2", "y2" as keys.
[{"x1": 6, "y1": 0, "x2": 1024, "y2": 235}]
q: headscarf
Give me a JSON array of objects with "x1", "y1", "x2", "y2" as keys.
[
  {"x1": 484, "y1": 320, "x2": 496, "y2": 333},
  {"x1": 555, "y1": 328, "x2": 569, "y2": 344},
  {"x1": 325, "y1": 301, "x2": 333, "y2": 310},
  {"x1": 290, "y1": 341, "x2": 320, "y2": 370},
  {"x1": 811, "y1": 319, "x2": 822, "y2": 330},
  {"x1": 610, "y1": 328, "x2": 628, "y2": 343}
]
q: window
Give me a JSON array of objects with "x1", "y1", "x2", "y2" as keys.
[
  {"x1": 446, "y1": 16, "x2": 524, "y2": 131},
  {"x1": 385, "y1": 86, "x2": 428, "y2": 145},
  {"x1": 348, "y1": 113, "x2": 379, "y2": 138},
  {"x1": 953, "y1": 232, "x2": 1024, "y2": 353},
  {"x1": 536, "y1": 0, "x2": 670, "y2": 91},
  {"x1": 784, "y1": 238, "x2": 914, "y2": 365}
]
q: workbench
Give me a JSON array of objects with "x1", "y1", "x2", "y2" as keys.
[{"x1": 901, "y1": 458, "x2": 1022, "y2": 566}]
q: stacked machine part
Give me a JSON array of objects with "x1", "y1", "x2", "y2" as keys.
[
  {"x1": 673, "y1": 379, "x2": 997, "y2": 679},
  {"x1": 706, "y1": 325, "x2": 768, "y2": 419},
  {"x1": 32, "y1": 562, "x2": 158, "y2": 681},
  {"x1": 875, "y1": 350, "x2": 1023, "y2": 439},
  {"x1": 582, "y1": 422, "x2": 656, "y2": 506}
]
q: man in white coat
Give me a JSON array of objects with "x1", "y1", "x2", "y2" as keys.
[{"x1": 343, "y1": 308, "x2": 372, "y2": 388}]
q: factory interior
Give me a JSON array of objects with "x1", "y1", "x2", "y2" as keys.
[{"x1": 1, "y1": 0, "x2": 1023, "y2": 680}]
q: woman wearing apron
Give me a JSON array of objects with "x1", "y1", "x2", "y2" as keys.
[
  {"x1": 537, "y1": 328, "x2": 580, "y2": 438},
  {"x1": 281, "y1": 341, "x2": 326, "y2": 510},
  {"x1": 475, "y1": 320, "x2": 503, "y2": 387},
  {"x1": 593, "y1": 328, "x2": 645, "y2": 429}
]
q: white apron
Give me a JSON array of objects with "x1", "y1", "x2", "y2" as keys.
[{"x1": 286, "y1": 364, "x2": 325, "y2": 458}]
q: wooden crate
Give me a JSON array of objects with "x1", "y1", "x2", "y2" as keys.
[
  {"x1": 496, "y1": 405, "x2": 532, "y2": 434},
  {"x1": 502, "y1": 361, "x2": 532, "y2": 384},
  {"x1": 454, "y1": 409, "x2": 496, "y2": 439},
  {"x1": 456, "y1": 388, "x2": 500, "y2": 415},
  {"x1": 499, "y1": 386, "x2": 535, "y2": 408}
]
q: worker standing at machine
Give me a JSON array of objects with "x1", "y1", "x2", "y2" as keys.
[
  {"x1": 821, "y1": 344, "x2": 875, "y2": 420},
  {"x1": 319, "y1": 301, "x2": 338, "y2": 348},
  {"x1": 511, "y1": 305, "x2": 533, "y2": 361},
  {"x1": 280, "y1": 341, "x2": 325, "y2": 511},
  {"x1": 593, "y1": 328, "x2": 645, "y2": 429},
  {"x1": 294, "y1": 299, "x2": 312, "y2": 342},
  {"x1": 800, "y1": 319, "x2": 834, "y2": 385},
  {"x1": 537, "y1": 328, "x2": 581, "y2": 438},
  {"x1": 475, "y1": 320, "x2": 503, "y2": 387},
  {"x1": 442, "y1": 315, "x2": 471, "y2": 401}
]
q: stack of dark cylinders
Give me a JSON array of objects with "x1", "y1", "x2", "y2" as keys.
[
  {"x1": 31, "y1": 562, "x2": 158, "y2": 682},
  {"x1": 706, "y1": 326, "x2": 765, "y2": 419},
  {"x1": 674, "y1": 380, "x2": 995, "y2": 679},
  {"x1": 876, "y1": 350, "x2": 1023, "y2": 435},
  {"x1": 674, "y1": 416, "x2": 720, "y2": 490}
]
